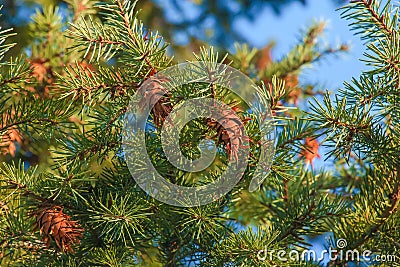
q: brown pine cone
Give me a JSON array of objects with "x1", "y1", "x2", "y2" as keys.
[
  {"x1": 32, "y1": 205, "x2": 84, "y2": 253},
  {"x1": 138, "y1": 76, "x2": 173, "y2": 127},
  {"x1": 207, "y1": 106, "x2": 249, "y2": 162}
]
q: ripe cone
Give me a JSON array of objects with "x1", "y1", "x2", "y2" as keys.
[
  {"x1": 207, "y1": 106, "x2": 249, "y2": 162},
  {"x1": 32, "y1": 205, "x2": 84, "y2": 253},
  {"x1": 138, "y1": 76, "x2": 173, "y2": 127},
  {"x1": 1, "y1": 113, "x2": 23, "y2": 157}
]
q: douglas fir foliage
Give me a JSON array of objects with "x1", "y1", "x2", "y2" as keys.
[{"x1": 0, "y1": 0, "x2": 398, "y2": 266}]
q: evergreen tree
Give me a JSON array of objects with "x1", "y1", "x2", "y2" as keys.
[{"x1": 0, "y1": 0, "x2": 398, "y2": 266}]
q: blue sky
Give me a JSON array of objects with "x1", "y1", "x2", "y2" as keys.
[
  {"x1": 232, "y1": 0, "x2": 366, "y2": 89},
  {"x1": 157, "y1": 0, "x2": 367, "y2": 89}
]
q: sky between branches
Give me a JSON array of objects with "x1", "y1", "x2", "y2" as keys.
[{"x1": 158, "y1": 0, "x2": 366, "y2": 89}]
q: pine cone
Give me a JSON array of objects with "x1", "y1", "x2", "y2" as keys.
[
  {"x1": 1, "y1": 113, "x2": 23, "y2": 157},
  {"x1": 138, "y1": 76, "x2": 173, "y2": 127},
  {"x1": 32, "y1": 205, "x2": 84, "y2": 253},
  {"x1": 207, "y1": 106, "x2": 249, "y2": 162}
]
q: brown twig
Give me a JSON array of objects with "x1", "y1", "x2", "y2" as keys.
[
  {"x1": 86, "y1": 36, "x2": 125, "y2": 46},
  {"x1": 116, "y1": 0, "x2": 157, "y2": 76},
  {"x1": 0, "y1": 118, "x2": 59, "y2": 133},
  {"x1": 277, "y1": 131, "x2": 313, "y2": 150},
  {"x1": 7, "y1": 180, "x2": 50, "y2": 203},
  {"x1": 327, "y1": 118, "x2": 370, "y2": 132},
  {"x1": 73, "y1": 141, "x2": 120, "y2": 161},
  {"x1": 360, "y1": 0, "x2": 393, "y2": 36}
]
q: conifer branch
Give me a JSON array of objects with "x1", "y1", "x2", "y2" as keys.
[
  {"x1": 353, "y1": 166, "x2": 400, "y2": 247},
  {"x1": 277, "y1": 130, "x2": 312, "y2": 150},
  {"x1": 358, "y1": 0, "x2": 393, "y2": 36},
  {"x1": 6, "y1": 180, "x2": 50, "y2": 203},
  {"x1": 277, "y1": 201, "x2": 315, "y2": 242},
  {"x1": 329, "y1": 166, "x2": 400, "y2": 266},
  {"x1": 0, "y1": 118, "x2": 59, "y2": 133},
  {"x1": 73, "y1": 141, "x2": 119, "y2": 161},
  {"x1": 86, "y1": 37, "x2": 125, "y2": 47},
  {"x1": 0, "y1": 75, "x2": 26, "y2": 87},
  {"x1": 116, "y1": 0, "x2": 137, "y2": 44},
  {"x1": 106, "y1": 106, "x2": 127, "y2": 129},
  {"x1": 325, "y1": 118, "x2": 370, "y2": 132}
]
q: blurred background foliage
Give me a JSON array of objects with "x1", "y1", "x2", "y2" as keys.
[{"x1": 1, "y1": 0, "x2": 346, "y2": 56}]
